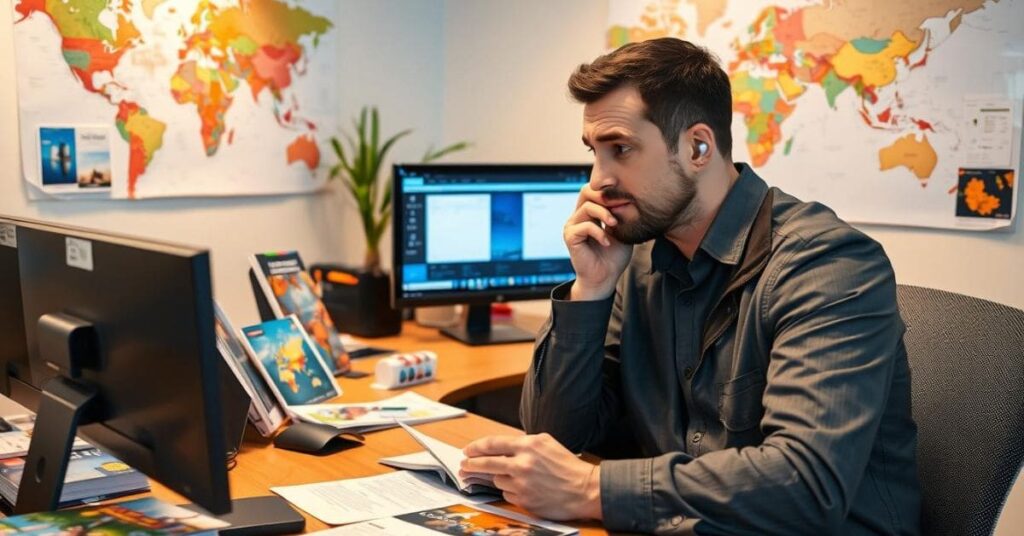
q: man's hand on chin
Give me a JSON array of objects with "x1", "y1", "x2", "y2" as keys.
[{"x1": 460, "y1": 433, "x2": 602, "y2": 521}]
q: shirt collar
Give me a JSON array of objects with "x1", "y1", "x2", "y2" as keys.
[{"x1": 650, "y1": 163, "x2": 769, "y2": 272}]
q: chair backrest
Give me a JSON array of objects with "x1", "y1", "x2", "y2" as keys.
[{"x1": 896, "y1": 284, "x2": 1024, "y2": 536}]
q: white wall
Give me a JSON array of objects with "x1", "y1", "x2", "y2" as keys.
[
  {"x1": 0, "y1": 0, "x2": 447, "y2": 327},
  {"x1": 441, "y1": 0, "x2": 1022, "y2": 533}
]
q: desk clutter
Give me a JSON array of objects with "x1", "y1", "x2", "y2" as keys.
[
  {"x1": 271, "y1": 424, "x2": 578, "y2": 535},
  {"x1": 0, "y1": 412, "x2": 149, "y2": 512}
]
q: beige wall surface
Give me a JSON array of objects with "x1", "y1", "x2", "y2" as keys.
[{"x1": 440, "y1": 0, "x2": 1022, "y2": 533}]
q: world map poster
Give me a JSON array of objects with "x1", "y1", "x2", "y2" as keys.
[
  {"x1": 12, "y1": 0, "x2": 337, "y2": 199},
  {"x1": 608, "y1": 0, "x2": 1022, "y2": 229}
]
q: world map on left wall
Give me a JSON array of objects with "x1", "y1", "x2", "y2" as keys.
[{"x1": 12, "y1": 0, "x2": 338, "y2": 199}]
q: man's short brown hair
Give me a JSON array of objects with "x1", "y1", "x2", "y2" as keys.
[{"x1": 568, "y1": 38, "x2": 732, "y2": 158}]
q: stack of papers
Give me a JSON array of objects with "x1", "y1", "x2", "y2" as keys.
[
  {"x1": 0, "y1": 447, "x2": 150, "y2": 509},
  {"x1": 288, "y1": 392, "x2": 466, "y2": 434},
  {"x1": 0, "y1": 414, "x2": 91, "y2": 459}
]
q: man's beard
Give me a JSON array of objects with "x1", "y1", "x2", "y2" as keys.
[{"x1": 605, "y1": 158, "x2": 697, "y2": 245}]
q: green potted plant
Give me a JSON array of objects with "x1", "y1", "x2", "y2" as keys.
[{"x1": 318, "y1": 106, "x2": 469, "y2": 337}]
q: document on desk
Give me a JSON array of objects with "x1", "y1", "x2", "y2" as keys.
[
  {"x1": 391, "y1": 421, "x2": 497, "y2": 494},
  {"x1": 270, "y1": 471, "x2": 495, "y2": 526},
  {"x1": 308, "y1": 503, "x2": 578, "y2": 535}
]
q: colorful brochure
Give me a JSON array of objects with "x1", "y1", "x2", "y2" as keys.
[
  {"x1": 241, "y1": 316, "x2": 342, "y2": 409},
  {"x1": 250, "y1": 251, "x2": 350, "y2": 375}
]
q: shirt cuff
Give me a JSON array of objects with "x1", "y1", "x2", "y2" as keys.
[
  {"x1": 599, "y1": 457, "x2": 654, "y2": 533},
  {"x1": 549, "y1": 280, "x2": 614, "y2": 336}
]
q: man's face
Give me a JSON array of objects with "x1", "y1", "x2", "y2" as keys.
[{"x1": 581, "y1": 85, "x2": 697, "y2": 244}]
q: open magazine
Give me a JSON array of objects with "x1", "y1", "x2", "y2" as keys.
[
  {"x1": 289, "y1": 392, "x2": 466, "y2": 434},
  {"x1": 379, "y1": 422, "x2": 498, "y2": 495},
  {"x1": 250, "y1": 251, "x2": 351, "y2": 375},
  {"x1": 310, "y1": 503, "x2": 577, "y2": 535}
]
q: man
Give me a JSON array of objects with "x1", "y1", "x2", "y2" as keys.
[{"x1": 459, "y1": 38, "x2": 920, "y2": 535}]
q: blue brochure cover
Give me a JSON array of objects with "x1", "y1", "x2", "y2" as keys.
[{"x1": 241, "y1": 316, "x2": 342, "y2": 408}]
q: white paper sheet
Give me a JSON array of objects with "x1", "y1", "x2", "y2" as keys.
[
  {"x1": 270, "y1": 471, "x2": 492, "y2": 526},
  {"x1": 962, "y1": 95, "x2": 1015, "y2": 168}
]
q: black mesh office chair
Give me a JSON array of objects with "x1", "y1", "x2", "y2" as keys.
[{"x1": 896, "y1": 285, "x2": 1024, "y2": 536}]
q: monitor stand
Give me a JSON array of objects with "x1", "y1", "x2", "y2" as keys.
[
  {"x1": 15, "y1": 313, "x2": 101, "y2": 514},
  {"x1": 15, "y1": 376, "x2": 99, "y2": 514},
  {"x1": 440, "y1": 304, "x2": 535, "y2": 346}
]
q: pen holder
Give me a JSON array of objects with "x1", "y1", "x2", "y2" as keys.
[{"x1": 372, "y1": 351, "x2": 437, "y2": 390}]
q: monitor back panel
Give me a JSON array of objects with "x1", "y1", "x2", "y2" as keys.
[
  {"x1": 17, "y1": 225, "x2": 230, "y2": 513},
  {"x1": 0, "y1": 220, "x2": 31, "y2": 396}
]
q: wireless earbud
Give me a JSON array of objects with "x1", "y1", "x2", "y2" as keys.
[{"x1": 697, "y1": 142, "x2": 709, "y2": 156}]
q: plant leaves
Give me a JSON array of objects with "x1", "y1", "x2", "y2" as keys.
[{"x1": 422, "y1": 141, "x2": 471, "y2": 163}]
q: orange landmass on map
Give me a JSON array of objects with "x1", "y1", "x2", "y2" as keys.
[
  {"x1": 878, "y1": 134, "x2": 937, "y2": 183},
  {"x1": 963, "y1": 177, "x2": 1000, "y2": 216},
  {"x1": 287, "y1": 135, "x2": 320, "y2": 171},
  {"x1": 116, "y1": 101, "x2": 166, "y2": 198}
]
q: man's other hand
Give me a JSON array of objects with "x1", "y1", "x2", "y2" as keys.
[{"x1": 460, "y1": 433, "x2": 602, "y2": 521}]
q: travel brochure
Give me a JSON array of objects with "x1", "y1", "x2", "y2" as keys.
[
  {"x1": 289, "y1": 392, "x2": 466, "y2": 434},
  {"x1": 214, "y1": 302, "x2": 287, "y2": 437},
  {"x1": 0, "y1": 447, "x2": 149, "y2": 510},
  {"x1": 241, "y1": 315, "x2": 342, "y2": 408},
  {"x1": 307, "y1": 503, "x2": 576, "y2": 536},
  {"x1": 250, "y1": 251, "x2": 351, "y2": 375},
  {"x1": 0, "y1": 497, "x2": 227, "y2": 535},
  {"x1": 0, "y1": 414, "x2": 90, "y2": 460}
]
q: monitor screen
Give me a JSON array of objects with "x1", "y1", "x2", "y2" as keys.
[{"x1": 392, "y1": 164, "x2": 589, "y2": 307}]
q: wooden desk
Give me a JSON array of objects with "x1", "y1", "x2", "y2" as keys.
[{"x1": 147, "y1": 321, "x2": 605, "y2": 534}]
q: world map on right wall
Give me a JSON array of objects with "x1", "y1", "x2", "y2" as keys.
[{"x1": 608, "y1": 0, "x2": 1021, "y2": 229}]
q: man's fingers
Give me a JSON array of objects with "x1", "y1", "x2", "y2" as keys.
[
  {"x1": 575, "y1": 185, "x2": 604, "y2": 208},
  {"x1": 568, "y1": 201, "x2": 617, "y2": 227},
  {"x1": 463, "y1": 435, "x2": 521, "y2": 457},
  {"x1": 565, "y1": 221, "x2": 610, "y2": 247},
  {"x1": 460, "y1": 455, "x2": 515, "y2": 475},
  {"x1": 491, "y1": 474, "x2": 517, "y2": 492}
]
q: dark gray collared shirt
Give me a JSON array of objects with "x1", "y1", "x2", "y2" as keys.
[{"x1": 521, "y1": 164, "x2": 920, "y2": 535}]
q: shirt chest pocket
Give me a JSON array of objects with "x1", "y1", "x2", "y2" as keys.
[{"x1": 717, "y1": 369, "x2": 766, "y2": 432}]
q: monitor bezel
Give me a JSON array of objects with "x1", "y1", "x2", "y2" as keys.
[{"x1": 390, "y1": 163, "x2": 589, "y2": 308}]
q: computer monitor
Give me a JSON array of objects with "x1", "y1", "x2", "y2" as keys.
[
  {"x1": 392, "y1": 163, "x2": 590, "y2": 345},
  {"x1": 0, "y1": 217, "x2": 31, "y2": 399},
  {"x1": 14, "y1": 219, "x2": 231, "y2": 515}
]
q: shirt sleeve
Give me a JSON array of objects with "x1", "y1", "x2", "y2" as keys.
[
  {"x1": 598, "y1": 228, "x2": 909, "y2": 535},
  {"x1": 519, "y1": 280, "x2": 625, "y2": 453}
]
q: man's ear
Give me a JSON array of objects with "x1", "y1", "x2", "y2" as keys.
[{"x1": 686, "y1": 124, "x2": 715, "y2": 163}]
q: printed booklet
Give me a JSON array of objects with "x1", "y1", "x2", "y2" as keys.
[
  {"x1": 0, "y1": 447, "x2": 149, "y2": 510},
  {"x1": 214, "y1": 302, "x2": 287, "y2": 436},
  {"x1": 289, "y1": 392, "x2": 466, "y2": 434},
  {"x1": 310, "y1": 503, "x2": 577, "y2": 536},
  {"x1": 380, "y1": 422, "x2": 498, "y2": 496},
  {"x1": 0, "y1": 414, "x2": 90, "y2": 460},
  {"x1": 241, "y1": 316, "x2": 343, "y2": 409},
  {"x1": 250, "y1": 251, "x2": 350, "y2": 375},
  {"x1": 0, "y1": 497, "x2": 228, "y2": 535}
]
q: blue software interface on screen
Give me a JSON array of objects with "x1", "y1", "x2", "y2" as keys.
[{"x1": 397, "y1": 167, "x2": 589, "y2": 294}]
